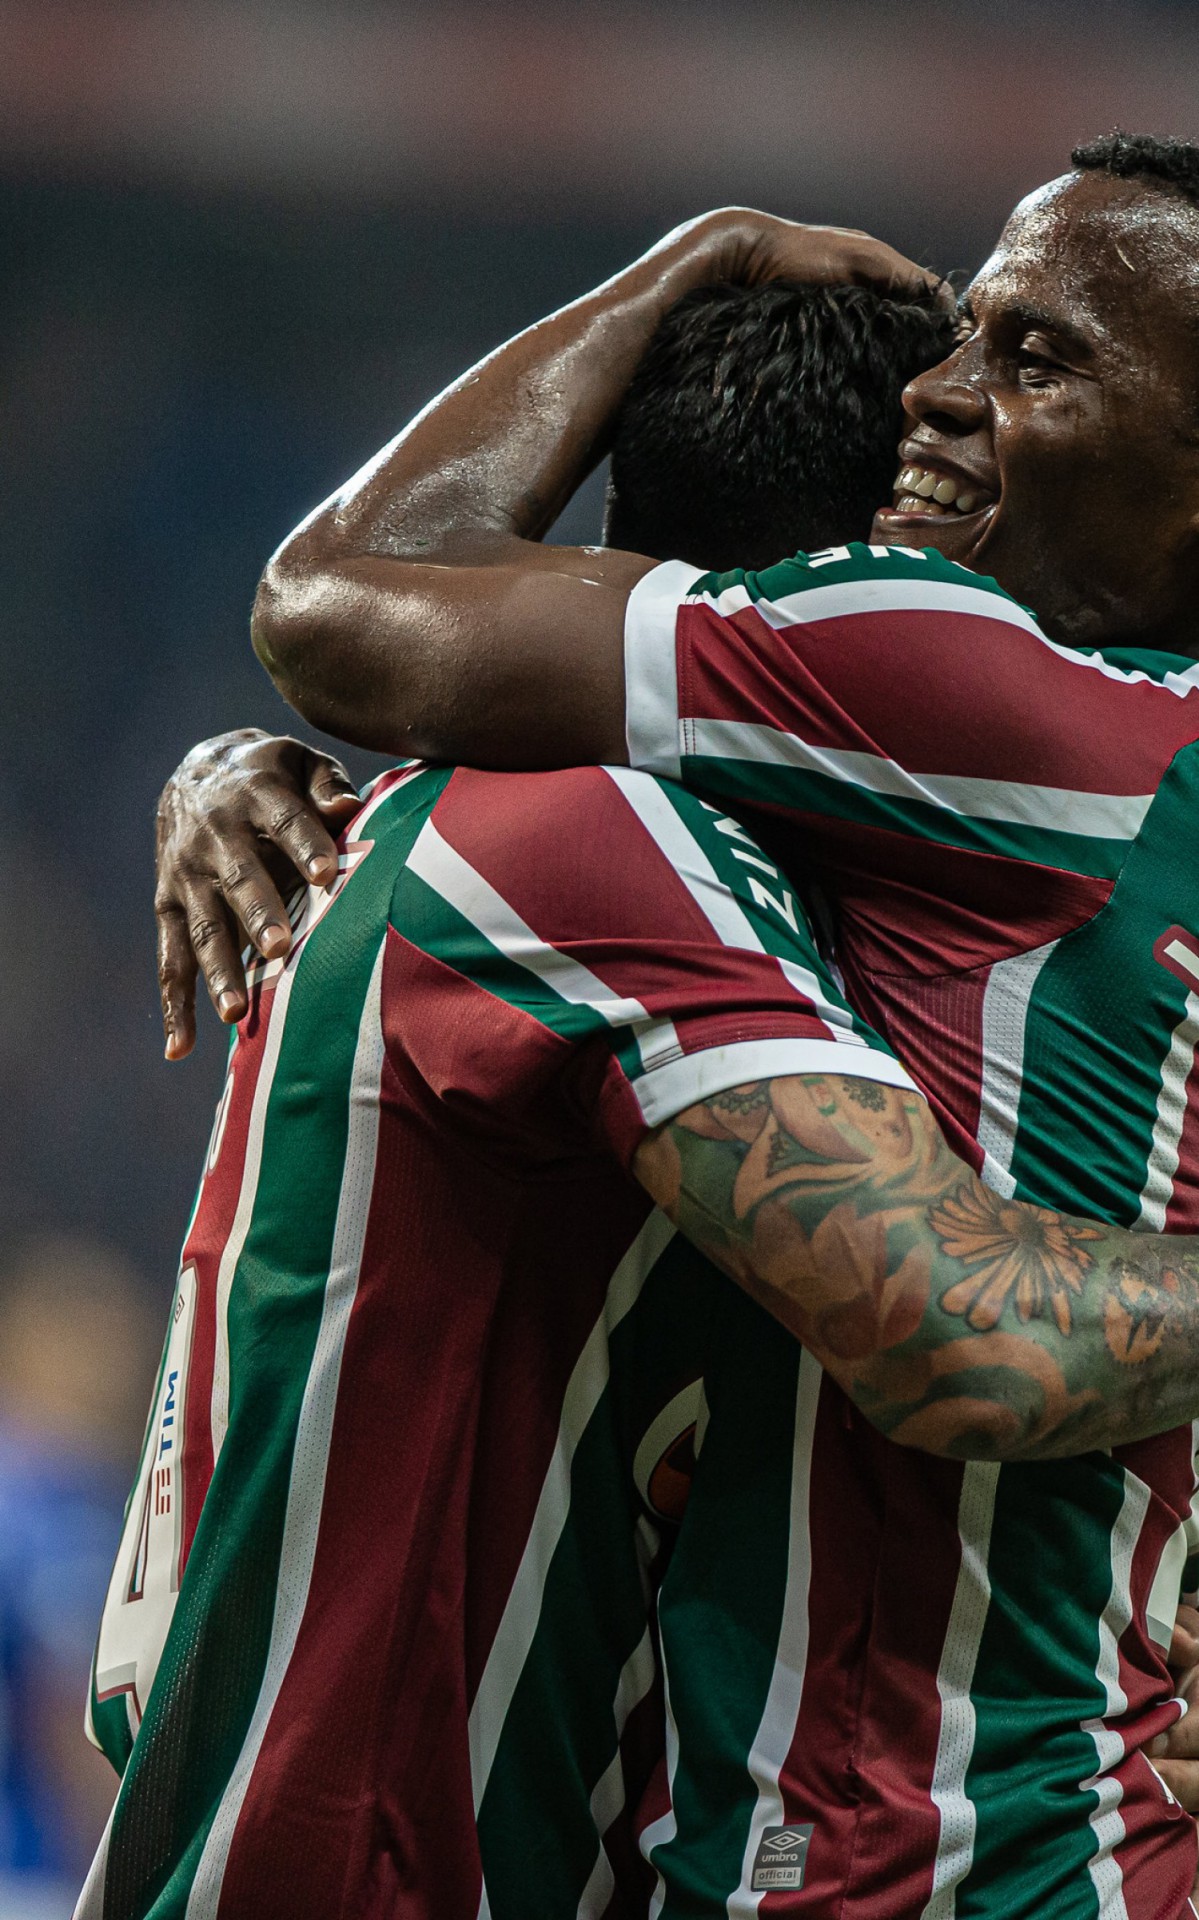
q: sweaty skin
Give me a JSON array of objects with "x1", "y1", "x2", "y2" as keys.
[
  {"x1": 249, "y1": 210, "x2": 945, "y2": 770},
  {"x1": 151, "y1": 177, "x2": 1199, "y2": 1799},
  {"x1": 873, "y1": 170, "x2": 1199, "y2": 650}
]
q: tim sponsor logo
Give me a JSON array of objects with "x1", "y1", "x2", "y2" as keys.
[{"x1": 751, "y1": 1824, "x2": 814, "y2": 1892}]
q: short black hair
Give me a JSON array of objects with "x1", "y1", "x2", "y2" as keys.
[
  {"x1": 604, "y1": 281, "x2": 955, "y2": 570},
  {"x1": 1072, "y1": 132, "x2": 1199, "y2": 210}
]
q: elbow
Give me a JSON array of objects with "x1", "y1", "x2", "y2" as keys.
[
  {"x1": 251, "y1": 556, "x2": 299, "y2": 694},
  {"x1": 250, "y1": 537, "x2": 341, "y2": 730},
  {"x1": 835, "y1": 1345, "x2": 1047, "y2": 1464}
]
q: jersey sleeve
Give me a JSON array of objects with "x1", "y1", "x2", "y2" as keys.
[
  {"x1": 624, "y1": 543, "x2": 1199, "y2": 921},
  {"x1": 384, "y1": 764, "x2": 914, "y2": 1168}
]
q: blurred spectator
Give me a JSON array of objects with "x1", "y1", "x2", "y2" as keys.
[{"x1": 0, "y1": 1236, "x2": 159, "y2": 1917}]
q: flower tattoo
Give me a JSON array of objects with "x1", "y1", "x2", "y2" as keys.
[{"x1": 930, "y1": 1183, "x2": 1102, "y2": 1335}]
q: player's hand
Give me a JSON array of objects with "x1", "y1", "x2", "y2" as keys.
[
  {"x1": 682, "y1": 208, "x2": 951, "y2": 311},
  {"x1": 1147, "y1": 1602, "x2": 1199, "y2": 1814},
  {"x1": 155, "y1": 729, "x2": 360, "y2": 1060}
]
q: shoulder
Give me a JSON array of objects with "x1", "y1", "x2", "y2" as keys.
[
  {"x1": 688, "y1": 540, "x2": 1030, "y2": 627},
  {"x1": 410, "y1": 766, "x2": 816, "y2": 967},
  {"x1": 419, "y1": 765, "x2": 720, "y2": 924}
]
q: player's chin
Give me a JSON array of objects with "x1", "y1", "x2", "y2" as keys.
[{"x1": 870, "y1": 502, "x2": 997, "y2": 566}]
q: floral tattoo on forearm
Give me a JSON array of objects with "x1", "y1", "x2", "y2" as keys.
[{"x1": 633, "y1": 1074, "x2": 1199, "y2": 1461}]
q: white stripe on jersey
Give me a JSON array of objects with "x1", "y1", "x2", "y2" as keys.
[
  {"x1": 575, "y1": 1623, "x2": 659, "y2": 1920},
  {"x1": 681, "y1": 720, "x2": 1153, "y2": 845},
  {"x1": 1080, "y1": 1472, "x2": 1150, "y2": 1920},
  {"x1": 694, "y1": 574, "x2": 1045, "y2": 641},
  {"x1": 73, "y1": 1802, "x2": 115, "y2": 1920},
  {"x1": 469, "y1": 1209, "x2": 676, "y2": 1810},
  {"x1": 1136, "y1": 989, "x2": 1199, "y2": 1231},
  {"x1": 405, "y1": 818, "x2": 682, "y2": 1075},
  {"x1": 624, "y1": 560, "x2": 695, "y2": 779},
  {"x1": 726, "y1": 1346, "x2": 823, "y2": 1920},
  {"x1": 634, "y1": 1039, "x2": 914, "y2": 1132},
  {"x1": 976, "y1": 941, "x2": 1060, "y2": 1199},
  {"x1": 186, "y1": 937, "x2": 389, "y2": 1920},
  {"x1": 207, "y1": 771, "x2": 414, "y2": 1457},
  {"x1": 208, "y1": 963, "x2": 297, "y2": 1462},
  {"x1": 690, "y1": 566, "x2": 1199, "y2": 703},
  {"x1": 601, "y1": 766, "x2": 864, "y2": 1042},
  {"x1": 920, "y1": 1462, "x2": 1000, "y2": 1920},
  {"x1": 642, "y1": 1626, "x2": 683, "y2": 1920}
]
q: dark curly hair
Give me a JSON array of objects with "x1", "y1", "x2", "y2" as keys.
[
  {"x1": 1072, "y1": 132, "x2": 1199, "y2": 209},
  {"x1": 604, "y1": 281, "x2": 955, "y2": 571}
]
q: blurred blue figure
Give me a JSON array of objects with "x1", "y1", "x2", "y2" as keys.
[{"x1": 0, "y1": 1238, "x2": 158, "y2": 1918}]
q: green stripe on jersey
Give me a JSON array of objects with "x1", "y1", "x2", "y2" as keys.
[
  {"x1": 958, "y1": 1457, "x2": 1130, "y2": 1919},
  {"x1": 647, "y1": 1288, "x2": 805, "y2": 1915},
  {"x1": 103, "y1": 770, "x2": 448, "y2": 1920},
  {"x1": 477, "y1": 1241, "x2": 727, "y2": 1917},
  {"x1": 1003, "y1": 748, "x2": 1199, "y2": 1223},
  {"x1": 692, "y1": 541, "x2": 1019, "y2": 612},
  {"x1": 677, "y1": 757, "x2": 1129, "y2": 883},
  {"x1": 649, "y1": 777, "x2": 897, "y2": 1045}
]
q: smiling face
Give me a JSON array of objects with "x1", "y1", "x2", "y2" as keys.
[{"x1": 871, "y1": 169, "x2": 1199, "y2": 651}]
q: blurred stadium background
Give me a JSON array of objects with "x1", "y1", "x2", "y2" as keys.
[{"x1": 5, "y1": 0, "x2": 1199, "y2": 1906}]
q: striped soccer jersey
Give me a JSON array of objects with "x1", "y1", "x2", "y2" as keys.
[
  {"x1": 78, "y1": 761, "x2": 908, "y2": 1920},
  {"x1": 623, "y1": 541, "x2": 1199, "y2": 1919}
]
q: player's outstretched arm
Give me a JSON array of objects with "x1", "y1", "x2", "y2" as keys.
[
  {"x1": 252, "y1": 213, "x2": 942, "y2": 766},
  {"x1": 634, "y1": 1073, "x2": 1199, "y2": 1462}
]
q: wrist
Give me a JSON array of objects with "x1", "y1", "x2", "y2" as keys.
[{"x1": 631, "y1": 207, "x2": 764, "y2": 310}]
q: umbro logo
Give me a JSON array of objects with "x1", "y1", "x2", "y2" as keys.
[{"x1": 751, "y1": 1824, "x2": 814, "y2": 1891}]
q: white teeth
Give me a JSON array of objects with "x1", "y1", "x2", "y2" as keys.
[{"x1": 891, "y1": 463, "x2": 988, "y2": 515}]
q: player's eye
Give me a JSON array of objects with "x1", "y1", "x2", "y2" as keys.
[{"x1": 1016, "y1": 338, "x2": 1062, "y2": 385}]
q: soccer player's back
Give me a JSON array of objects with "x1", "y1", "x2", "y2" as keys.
[{"x1": 83, "y1": 759, "x2": 906, "y2": 1919}]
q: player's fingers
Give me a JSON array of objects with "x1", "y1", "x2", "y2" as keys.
[
  {"x1": 1148, "y1": 1698, "x2": 1199, "y2": 1760},
  {"x1": 1148, "y1": 1756, "x2": 1199, "y2": 1813},
  {"x1": 157, "y1": 904, "x2": 198, "y2": 1061},
  {"x1": 180, "y1": 882, "x2": 251, "y2": 1025},
  {"x1": 844, "y1": 234, "x2": 947, "y2": 305},
  {"x1": 304, "y1": 751, "x2": 360, "y2": 820},
  {"x1": 213, "y1": 848, "x2": 294, "y2": 961},
  {"x1": 253, "y1": 784, "x2": 343, "y2": 891},
  {"x1": 763, "y1": 222, "x2": 941, "y2": 302},
  {"x1": 1171, "y1": 1606, "x2": 1199, "y2": 1673}
]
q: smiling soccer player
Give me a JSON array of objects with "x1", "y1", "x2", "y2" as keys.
[{"x1": 171, "y1": 136, "x2": 1199, "y2": 1916}]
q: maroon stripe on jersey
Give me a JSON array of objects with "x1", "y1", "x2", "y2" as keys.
[
  {"x1": 1113, "y1": 1443, "x2": 1193, "y2": 1750},
  {"x1": 748, "y1": 805, "x2": 1111, "y2": 974},
  {"x1": 216, "y1": 1014, "x2": 491, "y2": 1919},
  {"x1": 435, "y1": 765, "x2": 716, "y2": 952},
  {"x1": 216, "y1": 933, "x2": 661, "y2": 1919},
  {"x1": 846, "y1": 1439, "x2": 972, "y2": 1917},
  {"x1": 1103, "y1": 1430, "x2": 1199, "y2": 1913},
  {"x1": 763, "y1": 1380, "x2": 883, "y2": 1914},
  {"x1": 432, "y1": 767, "x2": 841, "y2": 1041},
  {"x1": 177, "y1": 985, "x2": 278, "y2": 1572},
  {"x1": 1108, "y1": 1428, "x2": 1199, "y2": 1779},
  {"x1": 463, "y1": 1123, "x2": 653, "y2": 1695},
  {"x1": 678, "y1": 602, "x2": 1199, "y2": 791},
  {"x1": 1105, "y1": 1749, "x2": 1197, "y2": 1918},
  {"x1": 835, "y1": 951, "x2": 989, "y2": 1175},
  {"x1": 768, "y1": 1388, "x2": 960, "y2": 1918}
]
